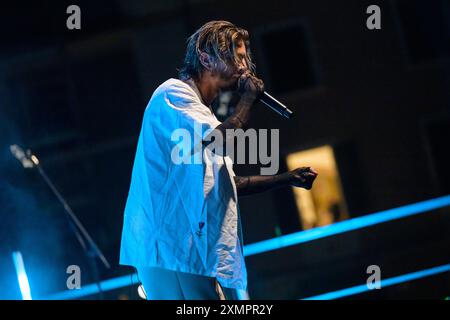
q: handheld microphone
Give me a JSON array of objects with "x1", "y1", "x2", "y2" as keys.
[{"x1": 259, "y1": 91, "x2": 293, "y2": 119}]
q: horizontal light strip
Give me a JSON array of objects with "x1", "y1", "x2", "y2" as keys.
[
  {"x1": 303, "y1": 263, "x2": 450, "y2": 300},
  {"x1": 45, "y1": 273, "x2": 140, "y2": 300},
  {"x1": 41, "y1": 195, "x2": 450, "y2": 300},
  {"x1": 12, "y1": 251, "x2": 32, "y2": 300},
  {"x1": 243, "y1": 195, "x2": 450, "y2": 257}
]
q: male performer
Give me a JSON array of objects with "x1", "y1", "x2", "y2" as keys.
[{"x1": 120, "y1": 20, "x2": 318, "y2": 300}]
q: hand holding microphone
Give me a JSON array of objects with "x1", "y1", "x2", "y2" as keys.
[
  {"x1": 237, "y1": 71, "x2": 265, "y2": 101},
  {"x1": 237, "y1": 71, "x2": 294, "y2": 119}
]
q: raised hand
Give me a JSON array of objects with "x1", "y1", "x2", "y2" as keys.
[{"x1": 289, "y1": 167, "x2": 318, "y2": 190}]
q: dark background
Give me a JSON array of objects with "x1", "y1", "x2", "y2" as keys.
[{"x1": 0, "y1": 0, "x2": 449, "y2": 299}]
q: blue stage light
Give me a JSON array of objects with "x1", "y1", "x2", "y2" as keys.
[
  {"x1": 45, "y1": 273, "x2": 139, "y2": 300},
  {"x1": 303, "y1": 263, "x2": 450, "y2": 300},
  {"x1": 40, "y1": 195, "x2": 450, "y2": 300},
  {"x1": 243, "y1": 195, "x2": 450, "y2": 256},
  {"x1": 12, "y1": 251, "x2": 32, "y2": 300}
]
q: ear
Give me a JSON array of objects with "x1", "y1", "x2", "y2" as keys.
[{"x1": 199, "y1": 52, "x2": 213, "y2": 70}]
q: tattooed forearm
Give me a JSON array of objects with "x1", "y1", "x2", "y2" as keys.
[{"x1": 233, "y1": 173, "x2": 291, "y2": 196}]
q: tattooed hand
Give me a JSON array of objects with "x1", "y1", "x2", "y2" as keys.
[{"x1": 289, "y1": 167, "x2": 318, "y2": 190}]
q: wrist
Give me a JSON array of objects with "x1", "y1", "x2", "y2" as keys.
[
  {"x1": 278, "y1": 171, "x2": 293, "y2": 187},
  {"x1": 238, "y1": 92, "x2": 258, "y2": 105}
]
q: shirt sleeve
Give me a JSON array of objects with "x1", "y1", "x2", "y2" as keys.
[{"x1": 164, "y1": 81, "x2": 221, "y2": 140}]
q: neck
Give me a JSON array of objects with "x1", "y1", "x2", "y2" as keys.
[{"x1": 192, "y1": 73, "x2": 220, "y2": 106}]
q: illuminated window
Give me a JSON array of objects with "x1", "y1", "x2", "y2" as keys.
[{"x1": 286, "y1": 145, "x2": 348, "y2": 230}]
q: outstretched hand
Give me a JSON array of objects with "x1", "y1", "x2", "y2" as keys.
[{"x1": 289, "y1": 167, "x2": 318, "y2": 190}]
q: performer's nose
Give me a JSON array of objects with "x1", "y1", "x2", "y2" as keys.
[
  {"x1": 237, "y1": 65, "x2": 247, "y2": 75},
  {"x1": 237, "y1": 58, "x2": 248, "y2": 74}
]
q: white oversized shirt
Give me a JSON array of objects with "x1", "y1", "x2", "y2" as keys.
[{"x1": 119, "y1": 78, "x2": 247, "y2": 290}]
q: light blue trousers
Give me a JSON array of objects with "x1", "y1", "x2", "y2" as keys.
[{"x1": 136, "y1": 266, "x2": 239, "y2": 300}]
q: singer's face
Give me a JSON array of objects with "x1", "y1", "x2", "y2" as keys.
[{"x1": 216, "y1": 40, "x2": 249, "y2": 91}]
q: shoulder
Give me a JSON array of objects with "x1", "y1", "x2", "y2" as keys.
[
  {"x1": 159, "y1": 78, "x2": 201, "y2": 106},
  {"x1": 147, "y1": 78, "x2": 220, "y2": 126},
  {"x1": 145, "y1": 78, "x2": 201, "y2": 115}
]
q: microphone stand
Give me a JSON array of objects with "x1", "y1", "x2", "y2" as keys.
[{"x1": 26, "y1": 149, "x2": 111, "y2": 299}]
